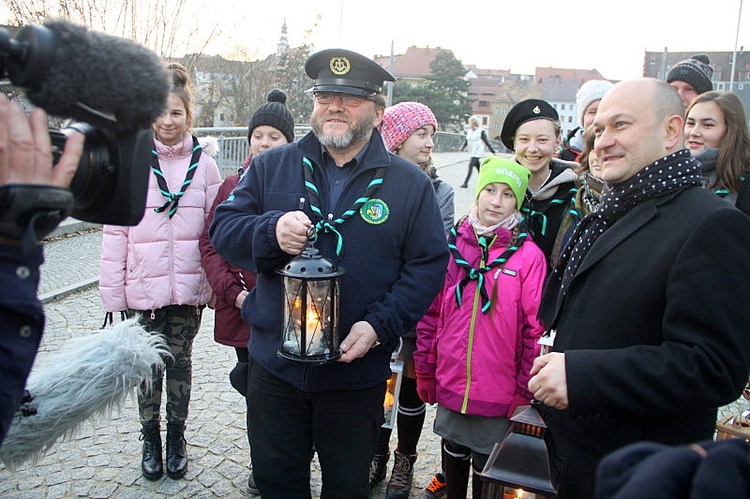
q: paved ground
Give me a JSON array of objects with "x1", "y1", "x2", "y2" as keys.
[{"x1": 0, "y1": 152, "x2": 745, "y2": 498}]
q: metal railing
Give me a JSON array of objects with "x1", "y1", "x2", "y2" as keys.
[{"x1": 193, "y1": 126, "x2": 502, "y2": 178}]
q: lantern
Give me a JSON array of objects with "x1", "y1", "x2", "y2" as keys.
[
  {"x1": 382, "y1": 350, "x2": 404, "y2": 429},
  {"x1": 277, "y1": 237, "x2": 345, "y2": 364},
  {"x1": 478, "y1": 404, "x2": 558, "y2": 499}
]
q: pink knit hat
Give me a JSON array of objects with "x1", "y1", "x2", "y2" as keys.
[{"x1": 379, "y1": 102, "x2": 438, "y2": 153}]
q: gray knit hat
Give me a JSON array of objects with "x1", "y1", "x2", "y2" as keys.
[
  {"x1": 666, "y1": 54, "x2": 714, "y2": 95},
  {"x1": 247, "y1": 89, "x2": 295, "y2": 143}
]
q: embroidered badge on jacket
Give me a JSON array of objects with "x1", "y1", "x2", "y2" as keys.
[{"x1": 360, "y1": 199, "x2": 389, "y2": 225}]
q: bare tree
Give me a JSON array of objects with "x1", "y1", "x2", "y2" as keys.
[{"x1": 1, "y1": 0, "x2": 218, "y2": 59}]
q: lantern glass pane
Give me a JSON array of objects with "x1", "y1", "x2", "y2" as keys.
[{"x1": 282, "y1": 276, "x2": 305, "y2": 356}]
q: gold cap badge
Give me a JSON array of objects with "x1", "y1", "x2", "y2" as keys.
[{"x1": 329, "y1": 56, "x2": 351, "y2": 76}]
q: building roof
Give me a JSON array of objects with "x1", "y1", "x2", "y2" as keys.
[
  {"x1": 535, "y1": 67, "x2": 605, "y2": 82},
  {"x1": 374, "y1": 46, "x2": 455, "y2": 79}
]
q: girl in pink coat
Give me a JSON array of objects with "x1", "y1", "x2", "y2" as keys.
[
  {"x1": 99, "y1": 63, "x2": 221, "y2": 482},
  {"x1": 414, "y1": 157, "x2": 546, "y2": 498}
]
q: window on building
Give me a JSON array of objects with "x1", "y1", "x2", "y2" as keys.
[
  {"x1": 561, "y1": 104, "x2": 566, "y2": 110},
  {"x1": 568, "y1": 116, "x2": 572, "y2": 123},
  {"x1": 479, "y1": 100, "x2": 489, "y2": 108},
  {"x1": 740, "y1": 84, "x2": 745, "y2": 90}
]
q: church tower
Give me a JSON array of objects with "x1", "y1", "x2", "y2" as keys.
[{"x1": 277, "y1": 19, "x2": 289, "y2": 56}]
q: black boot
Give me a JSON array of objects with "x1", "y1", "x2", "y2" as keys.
[
  {"x1": 140, "y1": 422, "x2": 163, "y2": 481},
  {"x1": 166, "y1": 422, "x2": 188, "y2": 479}
]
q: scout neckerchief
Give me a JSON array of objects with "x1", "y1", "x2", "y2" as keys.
[
  {"x1": 151, "y1": 134, "x2": 203, "y2": 218},
  {"x1": 302, "y1": 156, "x2": 385, "y2": 256},
  {"x1": 448, "y1": 218, "x2": 529, "y2": 314},
  {"x1": 521, "y1": 184, "x2": 578, "y2": 238}
]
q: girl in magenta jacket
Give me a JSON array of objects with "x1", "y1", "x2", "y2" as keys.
[
  {"x1": 414, "y1": 157, "x2": 546, "y2": 498},
  {"x1": 99, "y1": 63, "x2": 221, "y2": 482}
]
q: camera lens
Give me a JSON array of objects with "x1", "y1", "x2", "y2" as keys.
[{"x1": 49, "y1": 123, "x2": 119, "y2": 220}]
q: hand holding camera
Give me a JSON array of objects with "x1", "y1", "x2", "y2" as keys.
[{"x1": 0, "y1": 96, "x2": 84, "y2": 248}]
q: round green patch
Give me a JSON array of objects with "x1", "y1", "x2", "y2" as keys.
[{"x1": 360, "y1": 199, "x2": 389, "y2": 225}]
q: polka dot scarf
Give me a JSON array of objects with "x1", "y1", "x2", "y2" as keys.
[{"x1": 553, "y1": 150, "x2": 703, "y2": 297}]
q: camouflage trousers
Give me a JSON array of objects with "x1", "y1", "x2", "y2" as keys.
[{"x1": 129, "y1": 305, "x2": 203, "y2": 425}]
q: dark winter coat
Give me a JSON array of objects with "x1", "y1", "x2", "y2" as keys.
[
  {"x1": 538, "y1": 185, "x2": 750, "y2": 499},
  {"x1": 209, "y1": 129, "x2": 449, "y2": 392}
]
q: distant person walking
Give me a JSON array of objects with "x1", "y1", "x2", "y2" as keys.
[{"x1": 460, "y1": 115, "x2": 496, "y2": 188}]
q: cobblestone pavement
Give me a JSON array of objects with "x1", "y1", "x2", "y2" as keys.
[
  {"x1": 0, "y1": 152, "x2": 745, "y2": 498},
  {"x1": 38, "y1": 229, "x2": 102, "y2": 301}
]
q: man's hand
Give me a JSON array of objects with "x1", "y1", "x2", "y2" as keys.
[
  {"x1": 0, "y1": 96, "x2": 84, "y2": 188},
  {"x1": 275, "y1": 211, "x2": 312, "y2": 255},
  {"x1": 528, "y1": 352, "x2": 569, "y2": 410},
  {"x1": 338, "y1": 321, "x2": 379, "y2": 363}
]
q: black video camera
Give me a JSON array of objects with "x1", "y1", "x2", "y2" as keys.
[{"x1": 0, "y1": 20, "x2": 164, "y2": 233}]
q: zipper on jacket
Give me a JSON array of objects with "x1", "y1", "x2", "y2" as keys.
[
  {"x1": 461, "y1": 290, "x2": 481, "y2": 414},
  {"x1": 461, "y1": 241, "x2": 490, "y2": 414}
]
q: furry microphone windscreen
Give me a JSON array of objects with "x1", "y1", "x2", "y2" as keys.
[
  {"x1": 0, "y1": 318, "x2": 170, "y2": 469},
  {"x1": 23, "y1": 19, "x2": 170, "y2": 132}
]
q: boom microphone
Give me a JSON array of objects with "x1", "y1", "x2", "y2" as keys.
[{"x1": 4, "y1": 18, "x2": 169, "y2": 132}]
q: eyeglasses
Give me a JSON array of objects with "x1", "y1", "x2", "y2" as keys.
[{"x1": 313, "y1": 92, "x2": 372, "y2": 107}]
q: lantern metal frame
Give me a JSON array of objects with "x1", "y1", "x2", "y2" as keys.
[
  {"x1": 478, "y1": 404, "x2": 558, "y2": 498},
  {"x1": 276, "y1": 238, "x2": 345, "y2": 364}
]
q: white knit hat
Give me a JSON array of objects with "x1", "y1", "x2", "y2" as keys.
[{"x1": 576, "y1": 79, "x2": 614, "y2": 127}]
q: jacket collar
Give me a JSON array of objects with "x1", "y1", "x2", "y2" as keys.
[
  {"x1": 297, "y1": 128, "x2": 392, "y2": 172},
  {"x1": 153, "y1": 132, "x2": 194, "y2": 158}
]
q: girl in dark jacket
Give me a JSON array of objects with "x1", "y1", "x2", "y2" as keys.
[
  {"x1": 684, "y1": 90, "x2": 750, "y2": 215},
  {"x1": 198, "y1": 89, "x2": 294, "y2": 494},
  {"x1": 500, "y1": 99, "x2": 579, "y2": 271}
]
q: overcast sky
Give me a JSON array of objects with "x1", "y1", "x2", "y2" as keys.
[
  {"x1": 3, "y1": 0, "x2": 747, "y2": 81},
  {"x1": 195, "y1": 0, "x2": 749, "y2": 81}
]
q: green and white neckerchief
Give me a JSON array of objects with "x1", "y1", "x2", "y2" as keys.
[
  {"x1": 151, "y1": 134, "x2": 203, "y2": 218},
  {"x1": 302, "y1": 156, "x2": 385, "y2": 256},
  {"x1": 448, "y1": 220, "x2": 528, "y2": 314}
]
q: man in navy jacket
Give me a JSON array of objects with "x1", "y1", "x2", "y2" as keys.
[
  {"x1": 527, "y1": 78, "x2": 750, "y2": 499},
  {"x1": 210, "y1": 49, "x2": 448, "y2": 497}
]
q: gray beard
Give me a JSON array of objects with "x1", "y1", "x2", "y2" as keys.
[{"x1": 312, "y1": 117, "x2": 373, "y2": 152}]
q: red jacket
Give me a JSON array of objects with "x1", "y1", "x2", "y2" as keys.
[{"x1": 199, "y1": 172, "x2": 255, "y2": 348}]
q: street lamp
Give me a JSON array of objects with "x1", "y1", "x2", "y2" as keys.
[{"x1": 277, "y1": 234, "x2": 345, "y2": 364}]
